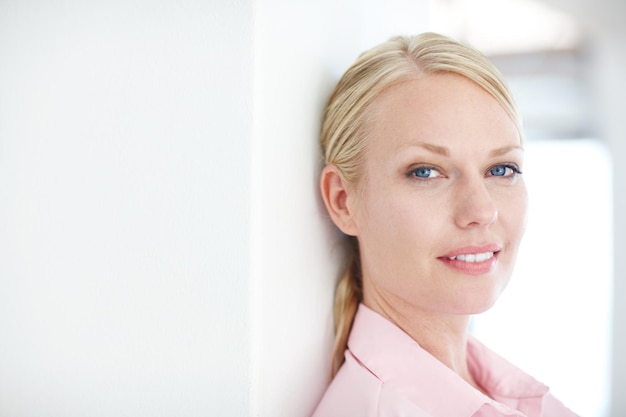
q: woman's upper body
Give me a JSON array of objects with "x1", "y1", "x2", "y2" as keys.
[
  {"x1": 321, "y1": 47, "x2": 527, "y2": 389},
  {"x1": 312, "y1": 304, "x2": 577, "y2": 417},
  {"x1": 316, "y1": 33, "x2": 576, "y2": 416}
]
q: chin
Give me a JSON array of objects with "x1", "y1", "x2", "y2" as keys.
[
  {"x1": 452, "y1": 290, "x2": 504, "y2": 315},
  {"x1": 469, "y1": 300, "x2": 499, "y2": 315}
]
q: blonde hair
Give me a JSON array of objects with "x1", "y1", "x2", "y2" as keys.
[{"x1": 321, "y1": 32, "x2": 522, "y2": 377}]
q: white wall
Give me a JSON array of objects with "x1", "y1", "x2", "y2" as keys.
[{"x1": 0, "y1": 1, "x2": 252, "y2": 416}]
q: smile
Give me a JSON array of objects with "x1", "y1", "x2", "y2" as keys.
[
  {"x1": 438, "y1": 245, "x2": 501, "y2": 275},
  {"x1": 447, "y1": 252, "x2": 494, "y2": 263}
]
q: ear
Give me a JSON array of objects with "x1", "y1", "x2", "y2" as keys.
[{"x1": 320, "y1": 164, "x2": 358, "y2": 236}]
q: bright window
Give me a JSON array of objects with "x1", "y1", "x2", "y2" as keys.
[{"x1": 471, "y1": 139, "x2": 613, "y2": 417}]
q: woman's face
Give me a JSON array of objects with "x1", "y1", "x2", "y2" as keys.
[{"x1": 351, "y1": 73, "x2": 527, "y2": 316}]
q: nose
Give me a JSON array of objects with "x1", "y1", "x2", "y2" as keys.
[{"x1": 453, "y1": 178, "x2": 498, "y2": 229}]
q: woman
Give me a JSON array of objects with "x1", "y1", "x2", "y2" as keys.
[{"x1": 313, "y1": 33, "x2": 577, "y2": 416}]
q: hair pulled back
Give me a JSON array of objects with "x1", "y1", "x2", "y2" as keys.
[{"x1": 321, "y1": 32, "x2": 522, "y2": 377}]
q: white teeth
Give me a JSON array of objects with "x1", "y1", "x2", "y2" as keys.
[{"x1": 448, "y1": 252, "x2": 494, "y2": 262}]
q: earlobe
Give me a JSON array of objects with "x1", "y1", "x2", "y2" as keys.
[{"x1": 320, "y1": 165, "x2": 358, "y2": 236}]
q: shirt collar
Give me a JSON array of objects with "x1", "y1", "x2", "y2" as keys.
[
  {"x1": 347, "y1": 304, "x2": 549, "y2": 417},
  {"x1": 467, "y1": 337, "x2": 549, "y2": 416}
]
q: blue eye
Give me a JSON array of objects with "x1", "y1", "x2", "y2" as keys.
[
  {"x1": 410, "y1": 166, "x2": 441, "y2": 179},
  {"x1": 489, "y1": 164, "x2": 521, "y2": 177}
]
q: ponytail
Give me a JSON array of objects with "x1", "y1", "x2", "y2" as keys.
[{"x1": 331, "y1": 243, "x2": 362, "y2": 377}]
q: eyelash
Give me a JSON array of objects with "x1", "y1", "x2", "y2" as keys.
[{"x1": 407, "y1": 163, "x2": 523, "y2": 181}]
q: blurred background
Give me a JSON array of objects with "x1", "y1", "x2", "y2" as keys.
[
  {"x1": 0, "y1": 1, "x2": 623, "y2": 416},
  {"x1": 428, "y1": 2, "x2": 619, "y2": 417}
]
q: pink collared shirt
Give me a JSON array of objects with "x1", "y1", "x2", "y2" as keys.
[{"x1": 312, "y1": 304, "x2": 577, "y2": 417}]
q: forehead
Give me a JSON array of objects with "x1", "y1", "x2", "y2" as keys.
[{"x1": 364, "y1": 73, "x2": 520, "y2": 154}]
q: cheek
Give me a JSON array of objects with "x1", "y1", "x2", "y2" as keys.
[
  {"x1": 360, "y1": 187, "x2": 441, "y2": 236},
  {"x1": 499, "y1": 183, "x2": 529, "y2": 242},
  {"x1": 356, "y1": 193, "x2": 446, "y2": 275},
  {"x1": 357, "y1": 196, "x2": 402, "y2": 244}
]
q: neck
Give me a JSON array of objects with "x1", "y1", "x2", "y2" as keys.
[{"x1": 363, "y1": 293, "x2": 484, "y2": 393}]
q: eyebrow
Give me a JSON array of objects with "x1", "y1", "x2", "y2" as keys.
[
  {"x1": 418, "y1": 143, "x2": 449, "y2": 157},
  {"x1": 411, "y1": 143, "x2": 523, "y2": 157},
  {"x1": 489, "y1": 145, "x2": 524, "y2": 157}
]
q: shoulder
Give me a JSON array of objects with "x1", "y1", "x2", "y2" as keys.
[{"x1": 311, "y1": 351, "x2": 435, "y2": 417}]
